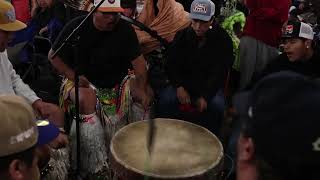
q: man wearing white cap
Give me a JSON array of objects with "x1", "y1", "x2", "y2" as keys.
[
  {"x1": 49, "y1": 0, "x2": 152, "y2": 178},
  {"x1": 257, "y1": 21, "x2": 320, "y2": 80}
]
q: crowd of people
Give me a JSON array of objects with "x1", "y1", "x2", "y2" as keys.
[{"x1": 0, "y1": 0, "x2": 319, "y2": 179}]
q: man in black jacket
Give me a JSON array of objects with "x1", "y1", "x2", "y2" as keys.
[
  {"x1": 228, "y1": 21, "x2": 319, "y2": 168},
  {"x1": 156, "y1": 0, "x2": 234, "y2": 134},
  {"x1": 256, "y1": 21, "x2": 320, "y2": 82}
]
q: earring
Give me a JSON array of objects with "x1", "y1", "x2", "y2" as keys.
[
  {"x1": 307, "y1": 46, "x2": 309, "y2": 48},
  {"x1": 209, "y1": 26, "x2": 212, "y2": 29}
]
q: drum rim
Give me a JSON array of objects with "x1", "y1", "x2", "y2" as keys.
[{"x1": 110, "y1": 118, "x2": 224, "y2": 178}]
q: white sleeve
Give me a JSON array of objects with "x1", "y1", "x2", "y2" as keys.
[{"x1": 4, "y1": 52, "x2": 40, "y2": 104}]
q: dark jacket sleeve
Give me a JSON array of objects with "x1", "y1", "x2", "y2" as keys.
[
  {"x1": 197, "y1": 28, "x2": 234, "y2": 100},
  {"x1": 250, "y1": 54, "x2": 286, "y2": 88},
  {"x1": 166, "y1": 29, "x2": 187, "y2": 87}
]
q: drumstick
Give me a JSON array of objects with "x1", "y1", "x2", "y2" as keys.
[
  {"x1": 146, "y1": 104, "x2": 155, "y2": 154},
  {"x1": 147, "y1": 118, "x2": 155, "y2": 154}
]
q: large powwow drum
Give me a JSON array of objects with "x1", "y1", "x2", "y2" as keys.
[{"x1": 110, "y1": 118, "x2": 224, "y2": 180}]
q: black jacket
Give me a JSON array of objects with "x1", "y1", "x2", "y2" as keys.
[
  {"x1": 166, "y1": 25, "x2": 234, "y2": 100},
  {"x1": 257, "y1": 51, "x2": 320, "y2": 81}
]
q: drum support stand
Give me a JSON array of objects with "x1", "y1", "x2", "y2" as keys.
[{"x1": 50, "y1": 0, "x2": 106, "y2": 178}]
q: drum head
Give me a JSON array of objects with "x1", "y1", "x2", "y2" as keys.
[{"x1": 110, "y1": 118, "x2": 223, "y2": 178}]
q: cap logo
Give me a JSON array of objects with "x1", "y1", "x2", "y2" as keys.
[
  {"x1": 9, "y1": 127, "x2": 35, "y2": 145},
  {"x1": 312, "y1": 137, "x2": 320, "y2": 152},
  {"x1": 193, "y1": 3, "x2": 208, "y2": 14},
  {"x1": 36, "y1": 120, "x2": 50, "y2": 126},
  {"x1": 286, "y1": 25, "x2": 294, "y2": 34},
  {"x1": 108, "y1": 0, "x2": 115, "y2": 4},
  {"x1": 5, "y1": 9, "x2": 16, "y2": 23}
]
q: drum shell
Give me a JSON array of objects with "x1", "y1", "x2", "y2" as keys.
[
  {"x1": 110, "y1": 119, "x2": 224, "y2": 180},
  {"x1": 110, "y1": 154, "x2": 224, "y2": 180}
]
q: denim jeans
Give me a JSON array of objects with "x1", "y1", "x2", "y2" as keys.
[{"x1": 155, "y1": 86, "x2": 225, "y2": 136}]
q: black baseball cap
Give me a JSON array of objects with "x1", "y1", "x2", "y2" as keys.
[
  {"x1": 234, "y1": 71, "x2": 320, "y2": 180},
  {"x1": 282, "y1": 20, "x2": 314, "y2": 40}
]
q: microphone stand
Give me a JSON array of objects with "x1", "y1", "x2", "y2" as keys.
[
  {"x1": 119, "y1": 15, "x2": 169, "y2": 153},
  {"x1": 50, "y1": 0, "x2": 106, "y2": 178},
  {"x1": 120, "y1": 15, "x2": 169, "y2": 48}
]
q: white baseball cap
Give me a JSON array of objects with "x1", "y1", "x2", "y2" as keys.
[{"x1": 94, "y1": 0, "x2": 124, "y2": 13}]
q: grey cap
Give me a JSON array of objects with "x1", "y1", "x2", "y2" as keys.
[{"x1": 190, "y1": 0, "x2": 215, "y2": 21}]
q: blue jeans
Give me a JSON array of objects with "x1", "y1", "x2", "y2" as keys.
[{"x1": 155, "y1": 86, "x2": 225, "y2": 136}]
